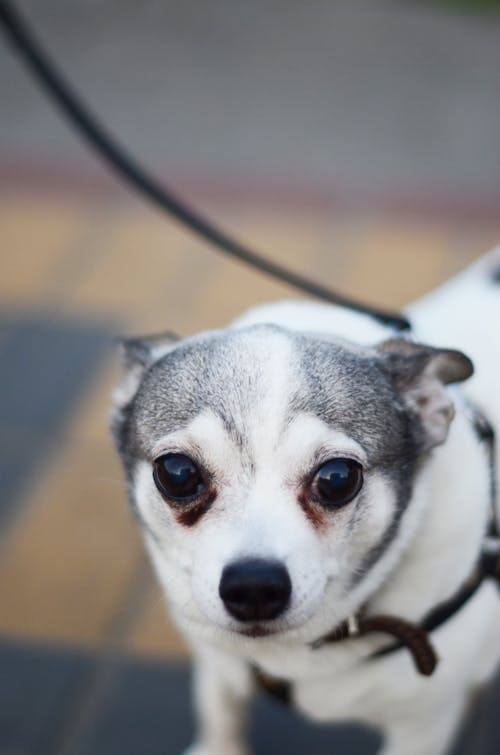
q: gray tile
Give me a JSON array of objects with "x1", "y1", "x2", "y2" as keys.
[
  {"x1": 0, "y1": 317, "x2": 111, "y2": 431},
  {"x1": 0, "y1": 315, "x2": 112, "y2": 527},
  {"x1": 65, "y1": 658, "x2": 194, "y2": 755},
  {"x1": 0, "y1": 427, "x2": 43, "y2": 527},
  {"x1": 0, "y1": 638, "x2": 93, "y2": 755}
]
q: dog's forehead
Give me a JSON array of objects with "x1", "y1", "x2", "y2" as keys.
[
  {"x1": 129, "y1": 324, "x2": 407, "y2": 461},
  {"x1": 131, "y1": 325, "x2": 290, "y2": 451},
  {"x1": 289, "y1": 334, "x2": 409, "y2": 460}
]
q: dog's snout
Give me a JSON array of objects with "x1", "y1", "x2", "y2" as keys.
[{"x1": 219, "y1": 559, "x2": 291, "y2": 622}]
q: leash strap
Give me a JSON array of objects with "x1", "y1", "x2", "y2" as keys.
[{"x1": 252, "y1": 665, "x2": 292, "y2": 705}]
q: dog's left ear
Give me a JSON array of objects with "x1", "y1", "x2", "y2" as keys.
[
  {"x1": 378, "y1": 339, "x2": 474, "y2": 449},
  {"x1": 113, "y1": 331, "x2": 180, "y2": 408}
]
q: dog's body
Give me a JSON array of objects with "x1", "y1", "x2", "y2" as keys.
[{"x1": 113, "y1": 247, "x2": 500, "y2": 755}]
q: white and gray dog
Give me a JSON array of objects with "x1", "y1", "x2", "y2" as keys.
[{"x1": 112, "y1": 247, "x2": 500, "y2": 755}]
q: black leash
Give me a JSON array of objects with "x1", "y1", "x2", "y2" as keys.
[{"x1": 0, "y1": 1, "x2": 410, "y2": 331}]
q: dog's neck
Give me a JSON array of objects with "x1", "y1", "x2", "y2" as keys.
[{"x1": 367, "y1": 407, "x2": 491, "y2": 623}]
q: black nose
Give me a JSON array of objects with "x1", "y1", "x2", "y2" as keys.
[{"x1": 219, "y1": 559, "x2": 291, "y2": 622}]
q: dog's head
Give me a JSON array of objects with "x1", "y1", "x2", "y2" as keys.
[{"x1": 112, "y1": 324, "x2": 472, "y2": 646}]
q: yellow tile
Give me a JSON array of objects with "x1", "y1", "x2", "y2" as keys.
[
  {"x1": 67, "y1": 358, "x2": 121, "y2": 446},
  {"x1": 0, "y1": 437, "x2": 143, "y2": 646},
  {"x1": 0, "y1": 196, "x2": 97, "y2": 309},
  {"x1": 339, "y1": 221, "x2": 455, "y2": 308},
  {"x1": 194, "y1": 254, "x2": 298, "y2": 330},
  {"x1": 442, "y1": 227, "x2": 500, "y2": 278},
  {"x1": 64, "y1": 207, "x2": 211, "y2": 329},
  {"x1": 124, "y1": 577, "x2": 189, "y2": 659},
  {"x1": 232, "y1": 210, "x2": 329, "y2": 266},
  {"x1": 61, "y1": 204, "x2": 337, "y2": 332}
]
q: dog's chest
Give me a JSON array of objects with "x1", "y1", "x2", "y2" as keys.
[
  {"x1": 253, "y1": 645, "x2": 407, "y2": 725},
  {"x1": 249, "y1": 638, "x2": 394, "y2": 720}
]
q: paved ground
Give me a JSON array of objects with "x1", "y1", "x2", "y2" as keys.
[{"x1": 1, "y1": 1, "x2": 500, "y2": 753}]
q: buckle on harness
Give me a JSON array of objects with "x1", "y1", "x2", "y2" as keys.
[{"x1": 346, "y1": 615, "x2": 360, "y2": 637}]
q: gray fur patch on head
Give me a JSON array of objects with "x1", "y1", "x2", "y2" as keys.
[
  {"x1": 113, "y1": 325, "x2": 460, "y2": 485},
  {"x1": 289, "y1": 335, "x2": 417, "y2": 466},
  {"x1": 113, "y1": 325, "x2": 284, "y2": 465},
  {"x1": 112, "y1": 331, "x2": 180, "y2": 413}
]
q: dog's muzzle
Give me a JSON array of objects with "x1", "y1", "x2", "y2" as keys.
[{"x1": 219, "y1": 559, "x2": 291, "y2": 623}]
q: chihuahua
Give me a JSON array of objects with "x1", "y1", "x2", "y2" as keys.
[{"x1": 112, "y1": 247, "x2": 500, "y2": 755}]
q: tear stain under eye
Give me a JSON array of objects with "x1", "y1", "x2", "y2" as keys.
[
  {"x1": 297, "y1": 490, "x2": 327, "y2": 531},
  {"x1": 175, "y1": 489, "x2": 217, "y2": 527}
]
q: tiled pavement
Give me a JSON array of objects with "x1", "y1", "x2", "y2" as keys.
[{"x1": 1, "y1": 189, "x2": 500, "y2": 754}]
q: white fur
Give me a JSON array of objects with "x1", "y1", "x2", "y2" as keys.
[{"x1": 121, "y1": 247, "x2": 500, "y2": 755}]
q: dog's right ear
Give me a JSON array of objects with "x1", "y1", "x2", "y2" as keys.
[
  {"x1": 113, "y1": 331, "x2": 180, "y2": 408},
  {"x1": 377, "y1": 338, "x2": 473, "y2": 450}
]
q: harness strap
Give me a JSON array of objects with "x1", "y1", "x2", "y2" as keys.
[
  {"x1": 363, "y1": 616, "x2": 438, "y2": 675},
  {"x1": 252, "y1": 665, "x2": 292, "y2": 704},
  {"x1": 311, "y1": 613, "x2": 439, "y2": 676}
]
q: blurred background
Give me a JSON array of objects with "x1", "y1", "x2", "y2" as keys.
[{"x1": 1, "y1": 1, "x2": 499, "y2": 753}]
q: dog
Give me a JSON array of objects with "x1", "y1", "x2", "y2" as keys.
[{"x1": 112, "y1": 246, "x2": 500, "y2": 755}]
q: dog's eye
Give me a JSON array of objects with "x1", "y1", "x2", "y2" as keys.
[
  {"x1": 311, "y1": 458, "x2": 363, "y2": 508},
  {"x1": 153, "y1": 453, "x2": 206, "y2": 502}
]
